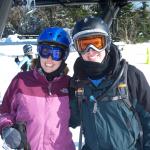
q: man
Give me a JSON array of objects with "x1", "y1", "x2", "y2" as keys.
[{"x1": 69, "y1": 16, "x2": 150, "y2": 150}]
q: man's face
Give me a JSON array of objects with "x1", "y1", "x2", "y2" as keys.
[
  {"x1": 74, "y1": 34, "x2": 107, "y2": 63},
  {"x1": 81, "y1": 49, "x2": 106, "y2": 63}
]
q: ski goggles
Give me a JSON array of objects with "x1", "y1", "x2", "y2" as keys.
[
  {"x1": 37, "y1": 44, "x2": 67, "y2": 61},
  {"x1": 75, "y1": 35, "x2": 107, "y2": 54}
]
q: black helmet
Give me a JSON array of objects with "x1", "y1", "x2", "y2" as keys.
[
  {"x1": 72, "y1": 16, "x2": 111, "y2": 53},
  {"x1": 23, "y1": 44, "x2": 32, "y2": 54}
]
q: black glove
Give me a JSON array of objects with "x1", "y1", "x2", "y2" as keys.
[
  {"x1": 1, "y1": 122, "x2": 30, "y2": 150},
  {"x1": 15, "y1": 56, "x2": 20, "y2": 64}
]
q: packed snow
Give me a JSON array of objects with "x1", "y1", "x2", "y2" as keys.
[{"x1": 0, "y1": 35, "x2": 150, "y2": 149}]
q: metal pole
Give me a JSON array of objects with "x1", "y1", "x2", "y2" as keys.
[
  {"x1": 104, "y1": 6, "x2": 120, "y2": 28},
  {"x1": 0, "y1": 0, "x2": 12, "y2": 38},
  {"x1": 99, "y1": 0, "x2": 128, "y2": 28}
]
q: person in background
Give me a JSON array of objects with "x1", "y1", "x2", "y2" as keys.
[
  {"x1": 14, "y1": 44, "x2": 34, "y2": 71},
  {"x1": 0, "y1": 27, "x2": 75, "y2": 150},
  {"x1": 69, "y1": 16, "x2": 150, "y2": 150}
]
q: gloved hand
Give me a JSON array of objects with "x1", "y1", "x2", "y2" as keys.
[
  {"x1": 15, "y1": 56, "x2": 20, "y2": 64},
  {"x1": 2, "y1": 125, "x2": 22, "y2": 149},
  {"x1": 2, "y1": 122, "x2": 30, "y2": 150}
]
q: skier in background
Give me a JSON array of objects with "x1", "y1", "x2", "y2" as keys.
[{"x1": 14, "y1": 44, "x2": 34, "y2": 71}]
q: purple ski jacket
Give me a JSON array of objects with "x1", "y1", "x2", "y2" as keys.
[{"x1": 0, "y1": 69, "x2": 75, "y2": 150}]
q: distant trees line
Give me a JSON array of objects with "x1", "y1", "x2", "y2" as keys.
[{"x1": 3, "y1": 2, "x2": 150, "y2": 43}]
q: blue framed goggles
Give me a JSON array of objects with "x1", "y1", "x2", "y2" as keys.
[{"x1": 37, "y1": 44, "x2": 67, "y2": 61}]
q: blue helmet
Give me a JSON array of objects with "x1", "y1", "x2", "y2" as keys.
[
  {"x1": 23, "y1": 44, "x2": 32, "y2": 54},
  {"x1": 37, "y1": 27, "x2": 71, "y2": 61},
  {"x1": 38, "y1": 27, "x2": 71, "y2": 48}
]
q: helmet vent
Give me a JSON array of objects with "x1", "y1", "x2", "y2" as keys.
[
  {"x1": 57, "y1": 34, "x2": 61, "y2": 38},
  {"x1": 84, "y1": 18, "x2": 88, "y2": 23}
]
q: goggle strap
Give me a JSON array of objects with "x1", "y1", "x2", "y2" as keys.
[{"x1": 79, "y1": 44, "x2": 106, "y2": 54}]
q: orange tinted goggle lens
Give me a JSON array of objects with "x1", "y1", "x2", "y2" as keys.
[{"x1": 77, "y1": 36, "x2": 105, "y2": 51}]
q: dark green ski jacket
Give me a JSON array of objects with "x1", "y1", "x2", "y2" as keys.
[{"x1": 69, "y1": 44, "x2": 150, "y2": 150}]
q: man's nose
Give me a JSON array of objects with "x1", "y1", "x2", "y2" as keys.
[{"x1": 87, "y1": 48, "x2": 96, "y2": 55}]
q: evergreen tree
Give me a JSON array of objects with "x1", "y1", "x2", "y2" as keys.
[{"x1": 3, "y1": 2, "x2": 150, "y2": 43}]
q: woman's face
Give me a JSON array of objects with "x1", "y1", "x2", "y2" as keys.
[
  {"x1": 40, "y1": 56, "x2": 62, "y2": 73},
  {"x1": 81, "y1": 49, "x2": 106, "y2": 63}
]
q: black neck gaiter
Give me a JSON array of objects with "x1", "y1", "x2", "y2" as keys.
[{"x1": 79, "y1": 55, "x2": 110, "y2": 79}]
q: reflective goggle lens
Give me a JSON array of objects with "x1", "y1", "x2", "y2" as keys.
[
  {"x1": 77, "y1": 35, "x2": 106, "y2": 53},
  {"x1": 37, "y1": 45, "x2": 65, "y2": 61}
]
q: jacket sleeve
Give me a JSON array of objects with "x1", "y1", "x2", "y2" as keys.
[
  {"x1": 128, "y1": 65, "x2": 150, "y2": 150},
  {"x1": 0, "y1": 75, "x2": 18, "y2": 133},
  {"x1": 18, "y1": 56, "x2": 28, "y2": 69},
  {"x1": 69, "y1": 84, "x2": 81, "y2": 128}
]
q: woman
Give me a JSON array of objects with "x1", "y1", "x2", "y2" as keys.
[{"x1": 0, "y1": 27, "x2": 75, "y2": 150}]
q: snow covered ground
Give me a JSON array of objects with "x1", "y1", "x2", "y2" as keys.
[{"x1": 0, "y1": 36, "x2": 150, "y2": 149}]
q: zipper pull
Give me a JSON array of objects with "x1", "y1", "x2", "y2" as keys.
[
  {"x1": 90, "y1": 95, "x2": 97, "y2": 113},
  {"x1": 48, "y1": 84, "x2": 52, "y2": 95}
]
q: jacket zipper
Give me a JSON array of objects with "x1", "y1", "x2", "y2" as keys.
[{"x1": 48, "y1": 83, "x2": 52, "y2": 95}]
